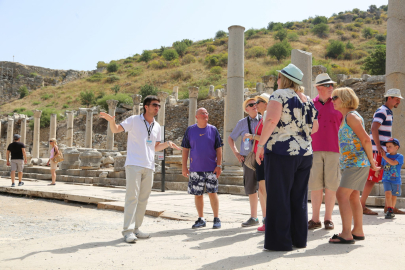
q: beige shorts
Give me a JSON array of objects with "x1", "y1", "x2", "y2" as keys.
[
  {"x1": 50, "y1": 160, "x2": 58, "y2": 170},
  {"x1": 10, "y1": 159, "x2": 24, "y2": 172},
  {"x1": 309, "y1": 151, "x2": 341, "y2": 192},
  {"x1": 340, "y1": 166, "x2": 369, "y2": 191}
]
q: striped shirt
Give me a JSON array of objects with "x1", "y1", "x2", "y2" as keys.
[{"x1": 370, "y1": 105, "x2": 393, "y2": 152}]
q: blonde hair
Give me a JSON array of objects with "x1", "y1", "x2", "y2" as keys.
[
  {"x1": 50, "y1": 138, "x2": 57, "y2": 145},
  {"x1": 278, "y1": 73, "x2": 304, "y2": 93},
  {"x1": 332, "y1": 87, "x2": 359, "y2": 109}
]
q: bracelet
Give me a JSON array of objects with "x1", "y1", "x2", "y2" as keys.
[{"x1": 257, "y1": 144, "x2": 264, "y2": 148}]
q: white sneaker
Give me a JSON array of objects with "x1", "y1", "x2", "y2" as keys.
[
  {"x1": 134, "y1": 229, "x2": 150, "y2": 239},
  {"x1": 124, "y1": 233, "x2": 137, "y2": 243}
]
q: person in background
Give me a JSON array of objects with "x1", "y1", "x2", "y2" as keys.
[
  {"x1": 46, "y1": 138, "x2": 59, "y2": 185},
  {"x1": 6, "y1": 134, "x2": 27, "y2": 187}
]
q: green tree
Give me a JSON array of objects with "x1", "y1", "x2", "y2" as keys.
[
  {"x1": 267, "y1": 41, "x2": 292, "y2": 62},
  {"x1": 326, "y1": 40, "x2": 345, "y2": 58},
  {"x1": 96, "y1": 61, "x2": 107, "y2": 68},
  {"x1": 215, "y1": 30, "x2": 227, "y2": 39},
  {"x1": 346, "y1": 41, "x2": 355, "y2": 50},
  {"x1": 311, "y1": 23, "x2": 329, "y2": 38},
  {"x1": 139, "y1": 50, "x2": 152, "y2": 62},
  {"x1": 139, "y1": 84, "x2": 159, "y2": 98},
  {"x1": 362, "y1": 27, "x2": 376, "y2": 39},
  {"x1": 18, "y1": 85, "x2": 29, "y2": 99},
  {"x1": 267, "y1": 22, "x2": 283, "y2": 31},
  {"x1": 313, "y1": 16, "x2": 328, "y2": 25},
  {"x1": 274, "y1": 28, "x2": 287, "y2": 41},
  {"x1": 173, "y1": 41, "x2": 188, "y2": 57},
  {"x1": 162, "y1": 49, "x2": 179, "y2": 61},
  {"x1": 362, "y1": 45, "x2": 386, "y2": 75},
  {"x1": 158, "y1": 46, "x2": 166, "y2": 56},
  {"x1": 79, "y1": 90, "x2": 96, "y2": 107},
  {"x1": 107, "y1": 62, "x2": 118, "y2": 73}
]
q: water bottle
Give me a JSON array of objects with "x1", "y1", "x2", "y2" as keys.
[{"x1": 244, "y1": 138, "x2": 250, "y2": 151}]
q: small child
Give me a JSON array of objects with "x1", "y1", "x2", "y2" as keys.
[{"x1": 381, "y1": 138, "x2": 404, "y2": 219}]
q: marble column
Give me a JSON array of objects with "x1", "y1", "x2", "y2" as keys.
[
  {"x1": 256, "y1": 82, "x2": 263, "y2": 93},
  {"x1": 157, "y1": 92, "x2": 169, "y2": 126},
  {"x1": 85, "y1": 109, "x2": 93, "y2": 148},
  {"x1": 32, "y1": 110, "x2": 42, "y2": 159},
  {"x1": 20, "y1": 115, "x2": 27, "y2": 145},
  {"x1": 223, "y1": 25, "x2": 245, "y2": 171},
  {"x1": 49, "y1": 114, "x2": 57, "y2": 151},
  {"x1": 6, "y1": 117, "x2": 14, "y2": 147},
  {"x1": 172, "y1": 86, "x2": 179, "y2": 100},
  {"x1": 66, "y1": 111, "x2": 74, "y2": 147},
  {"x1": 106, "y1": 100, "x2": 119, "y2": 150},
  {"x1": 209, "y1": 85, "x2": 215, "y2": 98},
  {"x1": 387, "y1": 0, "x2": 405, "y2": 159},
  {"x1": 188, "y1": 87, "x2": 199, "y2": 126},
  {"x1": 291, "y1": 49, "x2": 312, "y2": 98},
  {"x1": 132, "y1": 94, "x2": 142, "y2": 115}
]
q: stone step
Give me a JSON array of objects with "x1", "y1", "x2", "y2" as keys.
[
  {"x1": 219, "y1": 175, "x2": 243, "y2": 186},
  {"x1": 93, "y1": 177, "x2": 126, "y2": 186},
  {"x1": 165, "y1": 155, "x2": 183, "y2": 164},
  {"x1": 154, "y1": 173, "x2": 188, "y2": 182}
]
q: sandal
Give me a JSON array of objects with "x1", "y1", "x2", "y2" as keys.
[
  {"x1": 48, "y1": 183, "x2": 56, "y2": 185},
  {"x1": 352, "y1": 234, "x2": 365, "y2": 240},
  {"x1": 363, "y1": 207, "x2": 378, "y2": 215},
  {"x1": 329, "y1": 234, "x2": 355, "y2": 244}
]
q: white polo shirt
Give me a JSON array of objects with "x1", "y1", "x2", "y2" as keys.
[{"x1": 120, "y1": 114, "x2": 161, "y2": 171}]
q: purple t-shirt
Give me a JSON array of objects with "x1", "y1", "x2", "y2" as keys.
[{"x1": 181, "y1": 124, "x2": 223, "y2": 172}]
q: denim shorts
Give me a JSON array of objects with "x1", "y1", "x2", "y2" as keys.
[
  {"x1": 383, "y1": 182, "x2": 401, "y2": 196},
  {"x1": 188, "y1": 171, "x2": 218, "y2": 195}
]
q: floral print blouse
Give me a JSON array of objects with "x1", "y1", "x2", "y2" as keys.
[{"x1": 265, "y1": 88, "x2": 318, "y2": 156}]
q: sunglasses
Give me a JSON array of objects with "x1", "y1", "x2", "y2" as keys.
[
  {"x1": 256, "y1": 100, "x2": 266, "y2": 105},
  {"x1": 246, "y1": 103, "x2": 256, "y2": 108},
  {"x1": 321, "y1": 83, "x2": 333, "y2": 88},
  {"x1": 49, "y1": 141, "x2": 53, "y2": 143},
  {"x1": 149, "y1": 103, "x2": 161, "y2": 108},
  {"x1": 331, "y1": 96, "x2": 339, "y2": 101}
]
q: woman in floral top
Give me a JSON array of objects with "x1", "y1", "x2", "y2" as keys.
[
  {"x1": 329, "y1": 87, "x2": 379, "y2": 244},
  {"x1": 256, "y1": 64, "x2": 319, "y2": 251}
]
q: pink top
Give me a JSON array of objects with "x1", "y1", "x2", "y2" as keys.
[
  {"x1": 50, "y1": 147, "x2": 55, "y2": 159},
  {"x1": 254, "y1": 118, "x2": 264, "y2": 154},
  {"x1": 311, "y1": 95, "x2": 343, "y2": 153}
]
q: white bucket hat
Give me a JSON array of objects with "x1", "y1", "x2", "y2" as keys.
[
  {"x1": 255, "y1": 93, "x2": 270, "y2": 103},
  {"x1": 277, "y1": 64, "x2": 303, "y2": 85},
  {"x1": 384, "y1": 88, "x2": 403, "y2": 99},
  {"x1": 314, "y1": 73, "x2": 336, "y2": 86}
]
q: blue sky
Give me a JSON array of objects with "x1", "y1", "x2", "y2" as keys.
[{"x1": 0, "y1": 0, "x2": 388, "y2": 71}]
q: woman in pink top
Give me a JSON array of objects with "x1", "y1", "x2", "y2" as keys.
[
  {"x1": 243, "y1": 93, "x2": 270, "y2": 232},
  {"x1": 46, "y1": 138, "x2": 59, "y2": 185}
]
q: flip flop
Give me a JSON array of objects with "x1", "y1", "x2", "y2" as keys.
[
  {"x1": 352, "y1": 234, "x2": 365, "y2": 240},
  {"x1": 48, "y1": 183, "x2": 56, "y2": 185},
  {"x1": 329, "y1": 234, "x2": 355, "y2": 244}
]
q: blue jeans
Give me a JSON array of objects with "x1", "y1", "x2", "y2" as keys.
[{"x1": 383, "y1": 182, "x2": 401, "y2": 196}]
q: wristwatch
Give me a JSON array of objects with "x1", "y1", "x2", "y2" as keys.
[
  {"x1": 217, "y1": 165, "x2": 222, "y2": 169},
  {"x1": 257, "y1": 144, "x2": 264, "y2": 148}
]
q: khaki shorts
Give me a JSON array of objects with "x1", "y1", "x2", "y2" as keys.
[
  {"x1": 10, "y1": 159, "x2": 24, "y2": 172},
  {"x1": 50, "y1": 160, "x2": 58, "y2": 170},
  {"x1": 308, "y1": 151, "x2": 341, "y2": 192},
  {"x1": 340, "y1": 166, "x2": 369, "y2": 191}
]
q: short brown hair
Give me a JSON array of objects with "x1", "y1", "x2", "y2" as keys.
[
  {"x1": 332, "y1": 87, "x2": 359, "y2": 109},
  {"x1": 278, "y1": 73, "x2": 304, "y2": 93},
  {"x1": 143, "y1": 95, "x2": 160, "y2": 112}
]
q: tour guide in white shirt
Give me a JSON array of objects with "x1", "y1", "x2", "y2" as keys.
[{"x1": 100, "y1": 95, "x2": 181, "y2": 243}]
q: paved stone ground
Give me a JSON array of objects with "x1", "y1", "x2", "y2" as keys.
[{"x1": 1, "y1": 177, "x2": 405, "y2": 269}]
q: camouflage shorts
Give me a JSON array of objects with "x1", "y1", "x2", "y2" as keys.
[{"x1": 188, "y1": 171, "x2": 218, "y2": 195}]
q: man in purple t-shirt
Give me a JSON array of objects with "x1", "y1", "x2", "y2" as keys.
[{"x1": 181, "y1": 107, "x2": 223, "y2": 230}]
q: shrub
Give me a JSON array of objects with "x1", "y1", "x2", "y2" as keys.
[
  {"x1": 213, "y1": 37, "x2": 228, "y2": 46},
  {"x1": 335, "y1": 23, "x2": 344, "y2": 30},
  {"x1": 30, "y1": 72, "x2": 38, "y2": 78},
  {"x1": 162, "y1": 49, "x2": 179, "y2": 61},
  {"x1": 173, "y1": 41, "x2": 188, "y2": 57},
  {"x1": 287, "y1": 32, "x2": 299, "y2": 42},
  {"x1": 123, "y1": 58, "x2": 133, "y2": 64},
  {"x1": 79, "y1": 90, "x2": 96, "y2": 107},
  {"x1": 352, "y1": 49, "x2": 368, "y2": 59},
  {"x1": 215, "y1": 30, "x2": 227, "y2": 39},
  {"x1": 336, "y1": 30, "x2": 345, "y2": 36},
  {"x1": 311, "y1": 23, "x2": 329, "y2": 38},
  {"x1": 274, "y1": 29, "x2": 287, "y2": 41},
  {"x1": 297, "y1": 29, "x2": 308, "y2": 36},
  {"x1": 182, "y1": 54, "x2": 196, "y2": 64},
  {"x1": 351, "y1": 32, "x2": 360, "y2": 39},
  {"x1": 96, "y1": 61, "x2": 108, "y2": 68},
  {"x1": 107, "y1": 62, "x2": 118, "y2": 73},
  {"x1": 139, "y1": 50, "x2": 152, "y2": 62},
  {"x1": 41, "y1": 93, "x2": 52, "y2": 100},
  {"x1": 18, "y1": 85, "x2": 29, "y2": 98},
  {"x1": 340, "y1": 35, "x2": 350, "y2": 41},
  {"x1": 332, "y1": 67, "x2": 350, "y2": 75},
  {"x1": 127, "y1": 66, "x2": 143, "y2": 77},
  {"x1": 148, "y1": 59, "x2": 167, "y2": 69},
  {"x1": 169, "y1": 59, "x2": 180, "y2": 67},
  {"x1": 16, "y1": 74, "x2": 24, "y2": 79},
  {"x1": 32, "y1": 101, "x2": 40, "y2": 105},
  {"x1": 151, "y1": 53, "x2": 159, "y2": 59},
  {"x1": 105, "y1": 74, "x2": 120, "y2": 83},
  {"x1": 267, "y1": 41, "x2": 292, "y2": 61},
  {"x1": 111, "y1": 85, "x2": 120, "y2": 94},
  {"x1": 326, "y1": 40, "x2": 345, "y2": 58},
  {"x1": 306, "y1": 38, "x2": 321, "y2": 45},
  {"x1": 246, "y1": 46, "x2": 267, "y2": 58},
  {"x1": 362, "y1": 45, "x2": 386, "y2": 75},
  {"x1": 313, "y1": 16, "x2": 328, "y2": 25},
  {"x1": 346, "y1": 41, "x2": 355, "y2": 50},
  {"x1": 210, "y1": 66, "x2": 222, "y2": 74},
  {"x1": 205, "y1": 53, "x2": 228, "y2": 67},
  {"x1": 207, "y1": 45, "x2": 216, "y2": 53},
  {"x1": 87, "y1": 73, "x2": 103, "y2": 82},
  {"x1": 13, "y1": 107, "x2": 26, "y2": 113},
  {"x1": 375, "y1": 34, "x2": 386, "y2": 43},
  {"x1": 267, "y1": 22, "x2": 283, "y2": 31},
  {"x1": 139, "y1": 84, "x2": 159, "y2": 98},
  {"x1": 62, "y1": 104, "x2": 69, "y2": 109},
  {"x1": 97, "y1": 93, "x2": 132, "y2": 111},
  {"x1": 362, "y1": 27, "x2": 377, "y2": 39},
  {"x1": 171, "y1": 70, "x2": 184, "y2": 80}
]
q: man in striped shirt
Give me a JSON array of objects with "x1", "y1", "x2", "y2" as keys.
[{"x1": 361, "y1": 89, "x2": 403, "y2": 215}]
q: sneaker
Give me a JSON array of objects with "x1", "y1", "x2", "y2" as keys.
[
  {"x1": 124, "y1": 233, "x2": 137, "y2": 243},
  {"x1": 385, "y1": 211, "x2": 395, "y2": 219},
  {"x1": 262, "y1": 217, "x2": 266, "y2": 225},
  {"x1": 257, "y1": 224, "x2": 265, "y2": 232},
  {"x1": 192, "y1": 218, "x2": 206, "y2": 229},
  {"x1": 11, "y1": 183, "x2": 15, "y2": 187},
  {"x1": 18, "y1": 182, "x2": 24, "y2": 186},
  {"x1": 308, "y1": 220, "x2": 322, "y2": 230},
  {"x1": 242, "y1": 217, "x2": 259, "y2": 227},
  {"x1": 134, "y1": 229, "x2": 150, "y2": 239},
  {"x1": 213, "y1": 217, "x2": 221, "y2": 229}
]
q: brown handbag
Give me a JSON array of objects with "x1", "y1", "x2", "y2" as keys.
[{"x1": 52, "y1": 148, "x2": 64, "y2": 163}]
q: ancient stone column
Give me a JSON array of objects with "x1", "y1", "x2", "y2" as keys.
[
  {"x1": 291, "y1": 49, "x2": 312, "y2": 98},
  {"x1": 49, "y1": 114, "x2": 57, "y2": 151},
  {"x1": 223, "y1": 25, "x2": 245, "y2": 171},
  {"x1": 209, "y1": 85, "x2": 215, "y2": 98},
  {"x1": 172, "y1": 86, "x2": 179, "y2": 100},
  {"x1": 188, "y1": 87, "x2": 199, "y2": 126},
  {"x1": 106, "y1": 100, "x2": 119, "y2": 150},
  {"x1": 32, "y1": 110, "x2": 42, "y2": 159},
  {"x1": 20, "y1": 115, "x2": 27, "y2": 145},
  {"x1": 6, "y1": 117, "x2": 14, "y2": 147},
  {"x1": 157, "y1": 92, "x2": 169, "y2": 126},
  {"x1": 66, "y1": 111, "x2": 74, "y2": 147},
  {"x1": 256, "y1": 82, "x2": 263, "y2": 93},
  {"x1": 387, "y1": 0, "x2": 405, "y2": 159},
  {"x1": 132, "y1": 94, "x2": 142, "y2": 115},
  {"x1": 85, "y1": 109, "x2": 93, "y2": 148}
]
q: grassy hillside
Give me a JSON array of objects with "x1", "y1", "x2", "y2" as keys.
[{"x1": 3, "y1": 4, "x2": 388, "y2": 117}]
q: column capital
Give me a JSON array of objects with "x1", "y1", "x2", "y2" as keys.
[
  {"x1": 132, "y1": 94, "x2": 142, "y2": 105},
  {"x1": 33, "y1": 110, "x2": 42, "y2": 118},
  {"x1": 86, "y1": 108, "x2": 93, "y2": 112},
  {"x1": 51, "y1": 113, "x2": 57, "y2": 117},
  {"x1": 157, "y1": 91, "x2": 169, "y2": 102},
  {"x1": 7, "y1": 116, "x2": 13, "y2": 122},
  {"x1": 106, "y1": 99, "x2": 119, "y2": 109},
  {"x1": 188, "y1": 86, "x2": 199, "y2": 99},
  {"x1": 65, "y1": 110, "x2": 73, "y2": 115}
]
